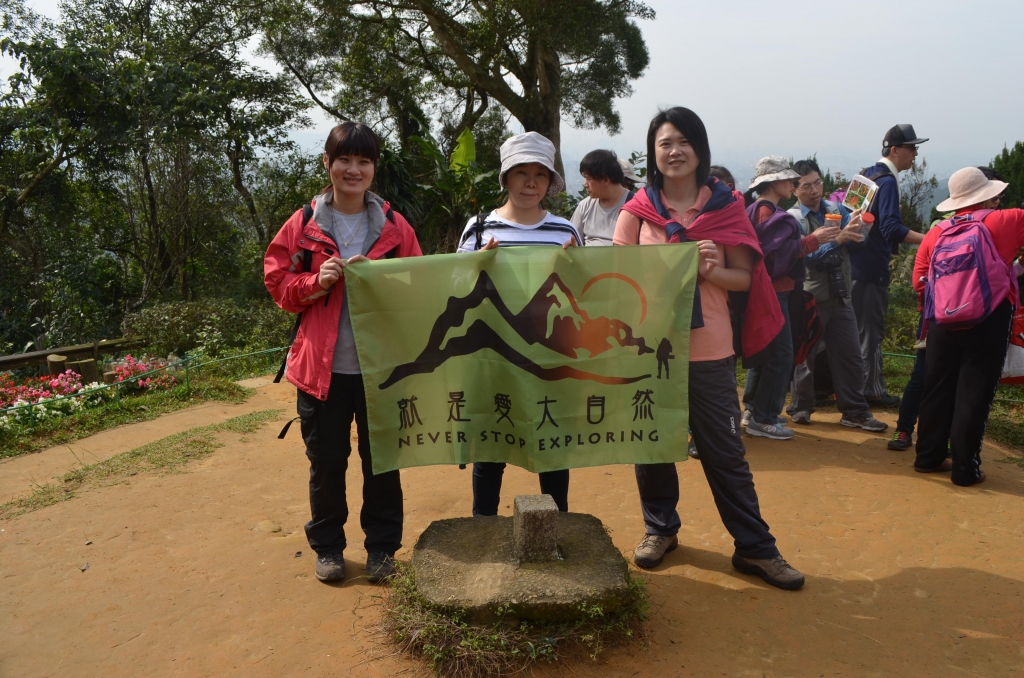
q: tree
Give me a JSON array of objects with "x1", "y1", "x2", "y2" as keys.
[
  {"x1": 899, "y1": 157, "x2": 938, "y2": 232},
  {"x1": 991, "y1": 141, "x2": 1024, "y2": 210},
  {"x1": 257, "y1": 0, "x2": 653, "y2": 173}
]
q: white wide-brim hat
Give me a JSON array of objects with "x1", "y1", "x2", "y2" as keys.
[
  {"x1": 935, "y1": 167, "x2": 1008, "y2": 212},
  {"x1": 618, "y1": 158, "x2": 645, "y2": 184},
  {"x1": 498, "y1": 131, "x2": 565, "y2": 197},
  {"x1": 747, "y1": 155, "x2": 800, "y2": 191}
]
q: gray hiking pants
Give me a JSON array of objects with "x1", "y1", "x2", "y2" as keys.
[
  {"x1": 791, "y1": 298, "x2": 871, "y2": 417},
  {"x1": 850, "y1": 280, "x2": 890, "y2": 401}
]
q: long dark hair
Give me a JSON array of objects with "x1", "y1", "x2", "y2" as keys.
[
  {"x1": 646, "y1": 107, "x2": 711, "y2": 191},
  {"x1": 322, "y1": 122, "x2": 381, "y2": 193}
]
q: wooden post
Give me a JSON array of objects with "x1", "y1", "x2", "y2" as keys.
[
  {"x1": 46, "y1": 354, "x2": 67, "y2": 375},
  {"x1": 67, "y1": 359, "x2": 101, "y2": 385},
  {"x1": 92, "y1": 339, "x2": 99, "y2": 361}
]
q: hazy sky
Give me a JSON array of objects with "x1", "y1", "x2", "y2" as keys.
[{"x1": 21, "y1": 0, "x2": 1024, "y2": 195}]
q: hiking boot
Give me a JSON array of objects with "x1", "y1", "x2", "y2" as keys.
[
  {"x1": 741, "y1": 409, "x2": 752, "y2": 428},
  {"x1": 732, "y1": 553, "x2": 805, "y2": 590},
  {"x1": 633, "y1": 533, "x2": 678, "y2": 569},
  {"x1": 915, "y1": 458, "x2": 952, "y2": 473},
  {"x1": 745, "y1": 421, "x2": 795, "y2": 440},
  {"x1": 791, "y1": 411, "x2": 812, "y2": 425},
  {"x1": 687, "y1": 437, "x2": 699, "y2": 460},
  {"x1": 868, "y1": 394, "x2": 901, "y2": 409},
  {"x1": 888, "y1": 430, "x2": 912, "y2": 451},
  {"x1": 366, "y1": 551, "x2": 396, "y2": 584},
  {"x1": 314, "y1": 553, "x2": 345, "y2": 582},
  {"x1": 840, "y1": 413, "x2": 888, "y2": 432}
]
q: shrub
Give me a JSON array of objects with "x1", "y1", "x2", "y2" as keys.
[{"x1": 123, "y1": 298, "x2": 292, "y2": 357}]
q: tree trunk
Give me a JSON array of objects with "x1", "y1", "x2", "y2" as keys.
[
  {"x1": 227, "y1": 139, "x2": 266, "y2": 243},
  {"x1": 522, "y1": 41, "x2": 564, "y2": 179}
]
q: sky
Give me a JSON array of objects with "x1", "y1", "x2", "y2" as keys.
[{"x1": 19, "y1": 0, "x2": 1024, "y2": 197}]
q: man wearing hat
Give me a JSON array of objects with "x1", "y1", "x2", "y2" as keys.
[
  {"x1": 849, "y1": 124, "x2": 928, "y2": 409},
  {"x1": 911, "y1": 167, "x2": 1024, "y2": 485}
]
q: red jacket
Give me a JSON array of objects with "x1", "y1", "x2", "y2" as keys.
[
  {"x1": 914, "y1": 207, "x2": 1024, "y2": 306},
  {"x1": 264, "y1": 193, "x2": 422, "y2": 400}
]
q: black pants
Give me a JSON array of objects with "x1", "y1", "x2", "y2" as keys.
[
  {"x1": 297, "y1": 373, "x2": 403, "y2": 556},
  {"x1": 915, "y1": 300, "x2": 1012, "y2": 485},
  {"x1": 635, "y1": 357, "x2": 780, "y2": 560},
  {"x1": 472, "y1": 463, "x2": 569, "y2": 516}
]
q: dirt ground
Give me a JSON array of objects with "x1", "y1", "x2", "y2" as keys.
[{"x1": 2, "y1": 377, "x2": 1023, "y2": 677}]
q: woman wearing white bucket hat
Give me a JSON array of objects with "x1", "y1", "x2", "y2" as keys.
[
  {"x1": 912, "y1": 167, "x2": 1024, "y2": 486},
  {"x1": 741, "y1": 157, "x2": 840, "y2": 441},
  {"x1": 455, "y1": 131, "x2": 581, "y2": 517}
]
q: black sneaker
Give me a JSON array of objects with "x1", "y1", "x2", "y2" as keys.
[
  {"x1": 868, "y1": 394, "x2": 901, "y2": 409},
  {"x1": 840, "y1": 413, "x2": 888, "y2": 432},
  {"x1": 888, "y1": 430, "x2": 912, "y2": 451},
  {"x1": 366, "y1": 551, "x2": 396, "y2": 584},
  {"x1": 315, "y1": 553, "x2": 345, "y2": 582}
]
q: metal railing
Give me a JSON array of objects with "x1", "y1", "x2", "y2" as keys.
[{"x1": 1, "y1": 347, "x2": 288, "y2": 429}]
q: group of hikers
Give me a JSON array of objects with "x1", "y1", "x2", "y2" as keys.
[{"x1": 264, "y1": 109, "x2": 1024, "y2": 592}]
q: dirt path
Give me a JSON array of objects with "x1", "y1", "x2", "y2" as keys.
[
  {"x1": 1, "y1": 380, "x2": 1023, "y2": 677},
  {"x1": 0, "y1": 376, "x2": 281, "y2": 504}
]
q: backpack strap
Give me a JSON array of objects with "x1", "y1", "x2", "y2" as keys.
[
  {"x1": 274, "y1": 205, "x2": 316, "y2": 384},
  {"x1": 473, "y1": 213, "x2": 486, "y2": 251}
]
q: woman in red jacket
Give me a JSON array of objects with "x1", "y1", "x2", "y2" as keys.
[
  {"x1": 264, "y1": 122, "x2": 422, "y2": 583},
  {"x1": 912, "y1": 167, "x2": 1024, "y2": 486}
]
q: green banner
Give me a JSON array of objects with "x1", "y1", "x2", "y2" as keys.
[{"x1": 346, "y1": 245, "x2": 699, "y2": 474}]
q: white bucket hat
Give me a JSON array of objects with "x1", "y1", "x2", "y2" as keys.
[
  {"x1": 747, "y1": 156, "x2": 800, "y2": 191},
  {"x1": 499, "y1": 132, "x2": 565, "y2": 197},
  {"x1": 935, "y1": 167, "x2": 1008, "y2": 212},
  {"x1": 618, "y1": 158, "x2": 645, "y2": 184}
]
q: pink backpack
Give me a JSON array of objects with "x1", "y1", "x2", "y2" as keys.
[{"x1": 925, "y1": 209, "x2": 1014, "y2": 330}]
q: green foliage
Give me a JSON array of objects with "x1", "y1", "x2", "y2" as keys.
[
  {"x1": 0, "y1": 408, "x2": 278, "y2": 518},
  {"x1": 122, "y1": 298, "x2": 292, "y2": 357},
  {"x1": 379, "y1": 563, "x2": 648, "y2": 677},
  {"x1": 991, "y1": 141, "x2": 1024, "y2": 210},
  {"x1": 408, "y1": 128, "x2": 503, "y2": 254},
  {"x1": 899, "y1": 158, "x2": 938, "y2": 232}
]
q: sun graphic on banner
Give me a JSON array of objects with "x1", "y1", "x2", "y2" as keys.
[{"x1": 580, "y1": 273, "x2": 648, "y2": 325}]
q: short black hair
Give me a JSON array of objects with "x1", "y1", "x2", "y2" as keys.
[
  {"x1": 792, "y1": 159, "x2": 822, "y2": 178},
  {"x1": 324, "y1": 122, "x2": 381, "y2": 169},
  {"x1": 646, "y1": 107, "x2": 711, "y2": 190},
  {"x1": 579, "y1": 149, "x2": 624, "y2": 184},
  {"x1": 709, "y1": 165, "x2": 735, "y2": 188},
  {"x1": 978, "y1": 166, "x2": 1005, "y2": 182}
]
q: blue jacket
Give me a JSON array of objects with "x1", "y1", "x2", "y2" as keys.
[{"x1": 849, "y1": 162, "x2": 909, "y2": 285}]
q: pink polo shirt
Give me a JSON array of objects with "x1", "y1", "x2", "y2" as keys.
[{"x1": 613, "y1": 187, "x2": 734, "y2": 362}]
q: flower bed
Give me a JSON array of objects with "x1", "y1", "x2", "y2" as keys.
[{"x1": 0, "y1": 355, "x2": 178, "y2": 431}]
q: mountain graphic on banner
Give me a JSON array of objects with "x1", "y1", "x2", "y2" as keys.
[{"x1": 379, "y1": 270, "x2": 654, "y2": 389}]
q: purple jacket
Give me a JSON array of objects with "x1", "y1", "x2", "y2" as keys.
[{"x1": 747, "y1": 200, "x2": 805, "y2": 282}]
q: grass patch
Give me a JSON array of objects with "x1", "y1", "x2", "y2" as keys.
[
  {"x1": 0, "y1": 374, "x2": 254, "y2": 460},
  {"x1": 0, "y1": 409, "x2": 280, "y2": 520},
  {"x1": 378, "y1": 562, "x2": 649, "y2": 678}
]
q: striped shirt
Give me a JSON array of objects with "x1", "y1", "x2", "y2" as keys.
[{"x1": 456, "y1": 210, "x2": 582, "y2": 252}]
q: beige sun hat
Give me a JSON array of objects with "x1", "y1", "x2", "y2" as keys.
[
  {"x1": 618, "y1": 158, "x2": 645, "y2": 184},
  {"x1": 747, "y1": 156, "x2": 800, "y2": 191},
  {"x1": 498, "y1": 132, "x2": 565, "y2": 197},
  {"x1": 935, "y1": 167, "x2": 1008, "y2": 212}
]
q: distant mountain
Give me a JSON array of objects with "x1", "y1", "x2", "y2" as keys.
[{"x1": 379, "y1": 270, "x2": 653, "y2": 389}]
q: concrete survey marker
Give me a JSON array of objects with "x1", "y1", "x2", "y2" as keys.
[{"x1": 412, "y1": 494, "x2": 631, "y2": 622}]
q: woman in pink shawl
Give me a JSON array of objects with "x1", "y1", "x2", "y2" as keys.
[{"x1": 613, "y1": 107, "x2": 804, "y2": 591}]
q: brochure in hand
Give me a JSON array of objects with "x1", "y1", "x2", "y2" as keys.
[{"x1": 841, "y1": 175, "x2": 878, "y2": 214}]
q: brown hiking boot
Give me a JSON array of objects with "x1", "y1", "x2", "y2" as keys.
[
  {"x1": 732, "y1": 553, "x2": 805, "y2": 590},
  {"x1": 633, "y1": 533, "x2": 678, "y2": 569}
]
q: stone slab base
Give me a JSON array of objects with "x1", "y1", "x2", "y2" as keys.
[{"x1": 411, "y1": 513, "x2": 630, "y2": 623}]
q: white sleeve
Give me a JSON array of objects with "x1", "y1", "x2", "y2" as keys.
[{"x1": 456, "y1": 217, "x2": 479, "y2": 253}]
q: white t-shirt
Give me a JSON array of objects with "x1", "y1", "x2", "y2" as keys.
[
  {"x1": 456, "y1": 210, "x2": 581, "y2": 252},
  {"x1": 569, "y1": 191, "x2": 631, "y2": 247}
]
